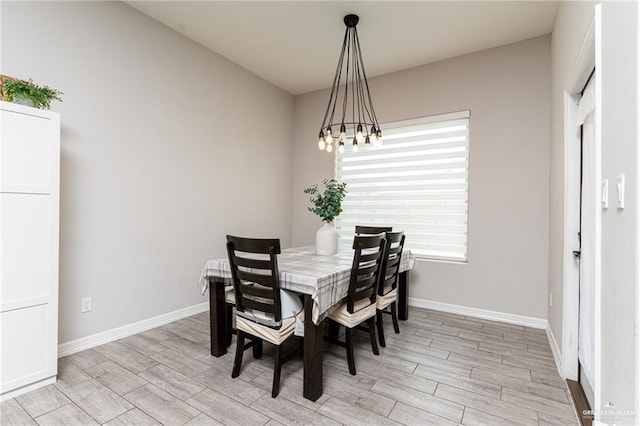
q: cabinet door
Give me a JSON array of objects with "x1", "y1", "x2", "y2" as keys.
[
  {"x1": 0, "y1": 305, "x2": 54, "y2": 392},
  {"x1": 0, "y1": 193, "x2": 51, "y2": 312},
  {"x1": 0, "y1": 108, "x2": 53, "y2": 194}
]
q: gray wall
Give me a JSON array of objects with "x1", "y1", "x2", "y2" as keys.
[
  {"x1": 292, "y1": 36, "x2": 551, "y2": 320},
  {"x1": 1, "y1": 1, "x2": 294, "y2": 344}
]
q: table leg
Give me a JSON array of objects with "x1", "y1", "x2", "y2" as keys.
[
  {"x1": 209, "y1": 277, "x2": 228, "y2": 357},
  {"x1": 303, "y1": 294, "x2": 323, "y2": 401},
  {"x1": 398, "y1": 271, "x2": 409, "y2": 321}
]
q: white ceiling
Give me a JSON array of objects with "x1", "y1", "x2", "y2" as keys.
[{"x1": 125, "y1": 1, "x2": 558, "y2": 95}]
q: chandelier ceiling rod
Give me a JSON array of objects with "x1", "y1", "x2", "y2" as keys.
[{"x1": 317, "y1": 14, "x2": 382, "y2": 154}]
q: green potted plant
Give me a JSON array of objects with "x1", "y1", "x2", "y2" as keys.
[
  {"x1": 304, "y1": 179, "x2": 347, "y2": 255},
  {"x1": 1, "y1": 78, "x2": 63, "y2": 110}
]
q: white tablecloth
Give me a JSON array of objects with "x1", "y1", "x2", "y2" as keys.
[{"x1": 199, "y1": 246, "x2": 415, "y2": 325}]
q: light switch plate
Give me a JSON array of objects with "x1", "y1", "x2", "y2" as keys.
[{"x1": 617, "y1": 175, "x2": 625, "y2": 209}]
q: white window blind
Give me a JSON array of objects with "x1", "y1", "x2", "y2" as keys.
[{"x1": 336, "y1": 111, "x2": 470, "y2": 262}]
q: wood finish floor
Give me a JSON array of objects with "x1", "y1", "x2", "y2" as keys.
[{"x1": 1, "y1": 307, "x2": 578, "y2": 425}]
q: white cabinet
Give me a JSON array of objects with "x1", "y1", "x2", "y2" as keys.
[{"x1": 0, "y1": 101, "x2": 60, "y2": 400}]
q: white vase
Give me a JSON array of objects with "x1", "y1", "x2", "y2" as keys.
[{"x1": 316, "y1": 222, "x2": 338, "y2": 255}]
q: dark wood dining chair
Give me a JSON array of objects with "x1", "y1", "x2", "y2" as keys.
[
  {"x1": 376, "y1": 231, "x2": 406, "y2": 347},
  {"x1": 355, "y1": 225, "x2": 392, "y2": 235},
  {"x1": 327, "y1": 234, "x2": 386, "y2": 375},
  {"x1": 226, "y1": 235, "x2": 302, "y2": 398}
]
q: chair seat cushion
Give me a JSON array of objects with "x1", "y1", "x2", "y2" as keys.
[
  {"x1": 328, "y1": 297, "x2": 376, "y2": 328},
  {"x1": 236, "y1": 310, "x2": 303, "y2": 345},
  {"x1": 376, "y1": 288, "x2": 397, "y2": 310}
]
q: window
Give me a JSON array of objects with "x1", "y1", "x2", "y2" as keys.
[{"x1": 336, "y1": 111, "x2": 470, "y2": 262}]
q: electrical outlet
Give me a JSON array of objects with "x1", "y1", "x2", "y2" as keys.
[
  {"x1": 549, "y1": 293, "x2": 553, "y2": 308},
  {"x1": 81, "y1": 297, "x2": 92, "y2": 313}
]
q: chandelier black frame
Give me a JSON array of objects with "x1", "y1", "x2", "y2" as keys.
[{"x1": 317, "y1": 14, "x2": 382, "y2": 154}]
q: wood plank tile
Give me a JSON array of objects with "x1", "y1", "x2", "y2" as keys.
[
  {"x1": 184, "y1": 413, "x2": 224, "y2": 425},
  {"x1": 471, "y1": 367, "x2": 569, "y2": 404},
  {"x1": 138, "y1": 326, "x2": 175, "y2": 342},
  {"x1": 385, "y1": 338, "x2": 450, "y2": 360},
  {"x1": 538, "y1": 411, "x2": 579, "y2": 426},
  {"x1": 118, "y1": 334, "x2": 168, "y2": 356},
  {"x1": 401, "y1": 350, "x2": 473, "y2": 377},
  {"x1": 103, "y1": 408, "x2": 158, "y2": 425},
  {"x1": 429, "y1": 341, "x2": 503, "y2": 363},
  {"x1": 148, "y1": 348, "x2": 211, "y2": 378},
  {"x1": 179, "y1": 317, "x2": 212, "y2": 334},
  {"x1": 34, "y1": 403, "x2": 99, "y2": 426},
  {"x1": 1, "y1": 399, "x2": 37, "y2": 425},
  {"x1": 434, "y1": 383, "x2": 539, "y2": 425},
  {"x1": 93, "y1": 342, "x2": 158, "y2": 373},
  {"x1": 323, "y1": 374, "x2": 397, "y2": 417},
  {"x1": 250, "y1": 393, "x2": 340, "y2": 425},
  {"x1": 59, "y1": 349, "x2": 109, "y2": 371},
  {"x1": 481, "y1": 322, "x2": 526, "y2": 333},
  {"x1": 500, "y1": 387, "x2": 576, "y2": 422},
  {"x1": 163, "y1": 321, "x2": 210, "y2": 345},
  {"x1": 413, "y1": 323, "x2": 463, "y2": 338},
  {"x1": 502, "y1": 354, "x2": 560, "y2": 374},
  {"x1": 530, "y1": 370, "x2": 568, "y2": 390},
  {"x1": 461, "y1": 407, "x2": 531, "y2": 426},
  {"x1": 55, "y1": 361, "x2": 94, "y2": 386},
  {"x1": 85, "y1": 361, "x2": 148, "y2": 395},
  {"x1": 54, "y1": 375, "x2": 134, "y2": 423},
  {"x1": 502, "y1": 330, "x2": 550, "y2": 345},
  {"x1": 389, "y1": 401, "x2": 460, "y2": 426},
  {"x1": 15, "y1": 384, "x2": 71, "y2": 417},
  {"x1": 327, "y1": 344, "x2": 418, "y2": 374},
  {"x1": 415, "y1": 330, "x2": 481, "y2": 349},
  {"x1": 457, "y1": 328, "x2": 507, "y2": 343},
  {"x1": 195, "y1": 365, "x2": 267, "y2": 405},
  {"x1": 138, "y1": 364, "x2": 205, "y2": 400},
  {"x1": 413, "y1": 364, "x2": 502, "y2": 399},
  {"x1": 160, "y1": 335, "x2": 212, "y2": 359},
  {"x1": 124, "y1": 384, "x2": 200, "y2": 425},
  {"x1": 472, "y1": 339, "x2": 529, "y2": 354},
  {"x1": 440, "y1": 318, "x2": 485, "y2": 331},
  {"x1": 322, "y1": 354, "x2": 379, "y2": 389},
  {"x1": 447, "y1": 353, "x2": 532, "y2": 380},
  {"x1": 317, "y1": 396, "x2": 404, "y2": 426},
  {"x1": 186, "y1": 388, "x2": 270, "y2": 426},
  {"x1": 371, "y1": 380, "x2": 464, "y2": 422}
]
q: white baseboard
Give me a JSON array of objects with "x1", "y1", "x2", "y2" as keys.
[
  {"x1": 546, "y1": 324, "x2": 564, "y2": 379},
  {"x1": 58, "y1": 302, "x2": 209, "y2": 357},
  {"x1": 408, "y1": 297, "x2": 548, "y2": 329}
]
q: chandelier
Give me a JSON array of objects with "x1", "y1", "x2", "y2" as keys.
[{"x1": 317, "y1": 14, "x2": 382, "y2": 154}]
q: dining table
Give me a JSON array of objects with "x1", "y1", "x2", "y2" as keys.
[{"x1": 199, "y1": 245, "x2": 415, "y2": 401}]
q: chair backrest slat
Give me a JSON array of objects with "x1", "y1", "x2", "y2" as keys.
[
  {"x1": 241, "y1": 297, "x2": 277, "y2": 315},
  {"x1": 236, "y1": 270, "x2": 276, "y2": 288},
  {"x1": 347, "y1": 234, "x2": 386, "y2": 314},
  {"x1": 379, "y1": 232, "x2": 406, "y2": 295},
  {"x1": 234, "y1": 256, "x2": 273, "y2": 270},
  {"x1": 355, "y1": 225, "x2": 392, "y2": 235},
  {"x1": 226, "y1": 235, "x2": 282, "y2": 323}
]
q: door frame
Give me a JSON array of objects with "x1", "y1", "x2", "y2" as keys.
[{"x1": 562, "y1": 4, "x2": 601, "y2": 411}]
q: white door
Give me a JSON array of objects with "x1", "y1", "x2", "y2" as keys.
[{"x1": 577, "y1": 74, "x2": 596, "y2": 408}]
